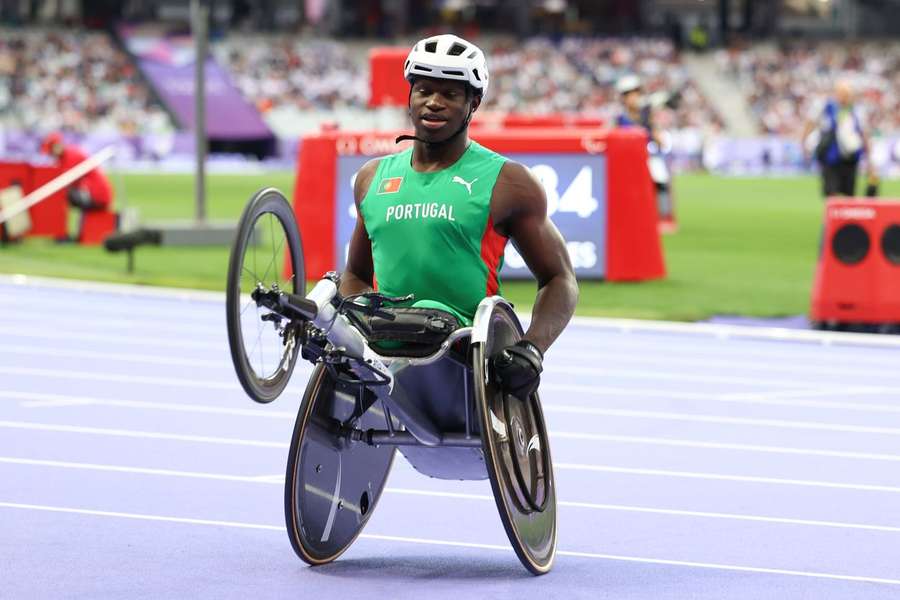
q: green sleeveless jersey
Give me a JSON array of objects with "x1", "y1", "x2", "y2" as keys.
[{"x1": 360, "y1": 142, "x2": 508, "y2": 324}]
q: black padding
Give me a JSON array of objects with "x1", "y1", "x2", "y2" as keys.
[
  {"x1": 356, "y1": 307, "x2": 461, "y2": 358},
  {"x1": 882, "y1": 224, "x2": 900, "y2": 265},
  {"x1": 831, "y1": 223, "x2": 870, "y2": 265}
]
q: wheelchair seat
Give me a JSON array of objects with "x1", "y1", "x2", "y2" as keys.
[{"x1": 351, "y1": 306, "x2": 463, "y2": 358}]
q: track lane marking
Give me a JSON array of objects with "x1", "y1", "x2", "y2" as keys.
[
  {"x1": 385, "y1": 487, "x2": 900, "y2": 533},
  {"x1": 555, "y1": 463, "x2": 900, "y2": 493},
  {"x1": 1, "y1": 501, "x2": 899, "y2": 585},
  {"x1": 552, "y1": 349, "x2": 900, "y2": 382},
  {"x1": 4, "y1": 418, "x2": 900, "y2": 463},
  {"x1": 0, "y1": 365, "x2": 850, "y2": 399},
  {"x1": 0, "y1": 330, "x2": 221, "y2": 350},
  {"x1": 4, "y1": 455, "x2": 900, "y2": 495},
  {"x1": 0, "y1": 346, "x2": 224, "y2": 368},
  {"x1": 541, "y1": 405, "x2": 900, "y2": 436},
  {"x1": 6, "y1": 385, "x2": 900, "y2": 418}
]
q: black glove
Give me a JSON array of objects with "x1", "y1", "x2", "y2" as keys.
[{"x1": 493, "y1": 339, "x2": 543, "y2": 399}]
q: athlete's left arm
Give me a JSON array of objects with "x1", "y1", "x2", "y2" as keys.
[{"x1": 492, "y1": 161, "x2": 578, "y2": 354}]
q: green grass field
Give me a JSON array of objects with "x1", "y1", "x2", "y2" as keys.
[{"x1": 3, "y1": 171, "x2": 896, "y2": 321}]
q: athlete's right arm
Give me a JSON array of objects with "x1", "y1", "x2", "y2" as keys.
[{"x1": 339, "y1": 158, "x2": 381, "y2": 296}]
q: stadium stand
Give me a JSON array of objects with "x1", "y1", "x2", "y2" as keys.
[
  {"x1": 212, "y1": 34, "x2": 724, "y2": 141},
  {"x1": 718, "y1": 41, "x2": 900, "y2": 137},
  {"x1": 0, "y1": 27, "x2": 174, "y2": 136}
]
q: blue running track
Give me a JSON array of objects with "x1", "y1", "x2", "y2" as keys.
[{"x1": 2, "y1": 275, "x2": 900, "y2": 599}]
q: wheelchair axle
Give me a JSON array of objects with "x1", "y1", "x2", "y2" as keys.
[{"x1": 339, "y1": 427, "x2": 482, "y2": 448}]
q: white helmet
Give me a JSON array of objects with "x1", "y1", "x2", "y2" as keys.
[
  {"x1": 404, "y1": 34, "x2": 489, "y2": 98},
  {"x1": 616, "y1": 74, "x2": 642, "y2": 95}
]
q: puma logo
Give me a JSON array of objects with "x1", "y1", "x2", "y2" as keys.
[{"x1": 451, "y1": 175, "x2": 478, "y2": 195}]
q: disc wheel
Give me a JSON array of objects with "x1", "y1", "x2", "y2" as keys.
[
  {"x1": 285, "y1": 364, "x2": 396, "y2": 565},
  {"x1": 226, "y1": 188, "x2": 305, "y2": 403},
  {"x1": 473, "y1": 302, "x2": 557, "y2": 575}
]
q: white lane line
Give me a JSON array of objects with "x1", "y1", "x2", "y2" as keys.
[
  {"x1": 6, "y1": 384, "x2": 898, "y2": 423},
  {"x1": 545, "y1": 383, "x2": 900, "y2": 413},
  {"x1": 0, "y1": 366, "x2": 241, "y2": 391},
  {"x1": 4, "y1": 455, "x2": 900, "y2": 495},
  {"x1": 0, "y1": 457, "x2": 263, "y2": 483},
  {"x1": 552, "y1": 349, "x2": 900, "y2": 382},
  {"x1": 386, "y1": 488, "x2": 900, "y2": 533},
  {"x1": 0, "y1": 315, "x2": 220, "y2": 338},
  {"x1": 5, "y1": 417, "x2": 900, "y2": 464},
  {"x1": 6, "y1": 465, "x2": 900, "y2": 533},
  {"x1": 570, "y1": 315, "x2": 900, "y2": 349},
  {"x1": 0, "y1": 363, "x2": 825, "y2": 393},
  {"x1": 0, "y1": 391, "x2": 300, "y2": 417},
  {"x1": 2, "y1": 502, "x2": 899, "y2": 585},
  {"x1": 0, "y1": 300, "x2": 218, "y2": 324},
  {"x1": 0, "y1": 329, "x2": 221, "y2": 350},
  {"x1": 0, "y1": 346, "x2": 224, "y2": 369},
  {"x1": 549, "y1": 366, "x2": 820, "y2": 389},
  {"x1": 555, "y1": 463, "x2": 900, "y2": 493},
  {"x1": 558, "y1": 336, "x2": 900, "y2": 369},
  {"x1": 552, "y1": 432, "x2": 900, "y2": 463},
  {"x1": 542, "y1": 404, "x2": 900, "y2": 436},
  {"x1": 722, "y1": 388, "x2": 900, "y2": 403},
  {"x1": 0, "y1": 421, "x2": 287, "y2": 448},
  {"x1": 0, "y1": 273, "x2": 225, "y2": 301}
]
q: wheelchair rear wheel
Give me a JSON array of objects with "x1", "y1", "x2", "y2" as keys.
[
  {"x1": 284, "y1": 364, "x2": 396, "y2": 565},
  {"x1": 473, "y1": 301, "x2": 557, "y2": 575},
  {"x1": 226, "y1": 188, "x2": 304, "y2": 403}
]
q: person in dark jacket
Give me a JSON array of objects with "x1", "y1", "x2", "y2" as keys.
[{"x1": 802, "y1": 80, "x2": 875, "y2": 198}]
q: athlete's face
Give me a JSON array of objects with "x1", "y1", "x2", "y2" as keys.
[{"x1": 409, "y1": 77, "x2": 480, "y2": 142}]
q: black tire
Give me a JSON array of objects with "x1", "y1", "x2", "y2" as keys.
[
  {"x1": 284, "y1": 364, "x2": 396, "y2": 565},
  {"x1": 473, "y1": 302, "x2": 557, "y2": 575},
  {"x1": 226, "y1": 188, "x2": 305, "y2": 403}
]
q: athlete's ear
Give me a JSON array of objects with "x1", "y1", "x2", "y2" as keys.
[{"x1": 471, "y1": 94, "x2": 482, "y2": 113}]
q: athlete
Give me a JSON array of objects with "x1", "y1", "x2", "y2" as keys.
[{"x1": 340, "y1": 34, "x2": 578, "y2": 399}]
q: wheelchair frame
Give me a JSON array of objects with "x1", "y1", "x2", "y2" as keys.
[{"x1": 227, "y1": 188, "x2": 556, "y2": 575}]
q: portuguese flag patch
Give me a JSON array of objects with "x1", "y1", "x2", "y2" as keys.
[{"x1": 377, "y1": 176, "x2": 403, "y2": 194}]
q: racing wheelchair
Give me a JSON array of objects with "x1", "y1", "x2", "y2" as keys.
[{"x1": 225, "y1": 188, "x2": 557, "y2": 575}]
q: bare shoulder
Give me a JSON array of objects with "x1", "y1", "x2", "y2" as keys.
[
  {"x1": 353, "y1": 157, "x2": 383, "y2": 206},
  {"x1": 492, "y1": 160, "x2": 547, "y2": 229}
]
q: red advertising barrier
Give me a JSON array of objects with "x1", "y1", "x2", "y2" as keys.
[
  {"x1": 293, "y1": 127, "x2": 665, "y2": 282},
  {"x1": 0, "y1": 161, "x2": 118, "y2": 243},
  {"x1": 369, "y1": 47, "x2": 410, "y2": 108},
  {"x1": 0, "y1": 161, "x2": 67, "y2": 239},
  {"x1": 811, "y1": 199, "x2": 900, "y2": 324},
  {"x1": 27, "y1": 165, "x2": 68, "y2": 238}
]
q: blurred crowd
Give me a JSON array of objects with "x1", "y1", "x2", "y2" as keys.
[
  {"x1": 483, "y1": 36, "x2": 724, "y2": 134},
  {"x1": 213, "y1": 36, "x2": 370, "y2": 112},
  {"x1": 0, "y1": 28, "x2": 174, "y2": 136},
  {"x1": 213, "y1": 34, "x2": 723, "y2": 136},
  {"x1": 718, "y1": 41, "x2": 900, "y2": 137}
]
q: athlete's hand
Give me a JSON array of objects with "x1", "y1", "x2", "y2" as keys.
[{"x1": 493, "y1": 340, "x2": 543, "y2": 399}]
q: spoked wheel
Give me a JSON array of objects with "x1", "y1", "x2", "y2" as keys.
[
  {"x1": 226, "y1": 188, "x2": 305, "y2": 403},
  {"x1": 285, "y1": 364, "x2": 396, "y2": 565},
  {"x1": 473, "y1": 301, "x2": 557, "y2": 575}
]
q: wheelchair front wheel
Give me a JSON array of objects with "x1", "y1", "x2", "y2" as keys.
[
  {"x1": 473, "y1": 301, "x2": 557, "y2": 575},
  {"x1": 226, "y1": 188, "x2": 305, "y2": 403},
  {"x1": 284, "y1": 364, "x2": 396, "y2": 565}
]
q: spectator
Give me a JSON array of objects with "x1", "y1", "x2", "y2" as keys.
[
  {"x1": 0, "y1": 28, "x2": 173, "y2": 136},
  {"x1": 802, "y1": 80, "x2": 874, "y2": 198},
  {"x1": 40, "y1": 131, "x2": 115, "y2": 242}
]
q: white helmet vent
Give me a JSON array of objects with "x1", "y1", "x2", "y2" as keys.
[{"x1": 403, "y1": 34, "x2": 489, "y2": 98}]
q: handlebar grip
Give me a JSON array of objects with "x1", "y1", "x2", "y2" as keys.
[
  {"x1": 372, "y1": 308, "x2": 396, "y2": 321},
  {"x1": 281, "y1": 293, "x2": 318, "y2": 320}
]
